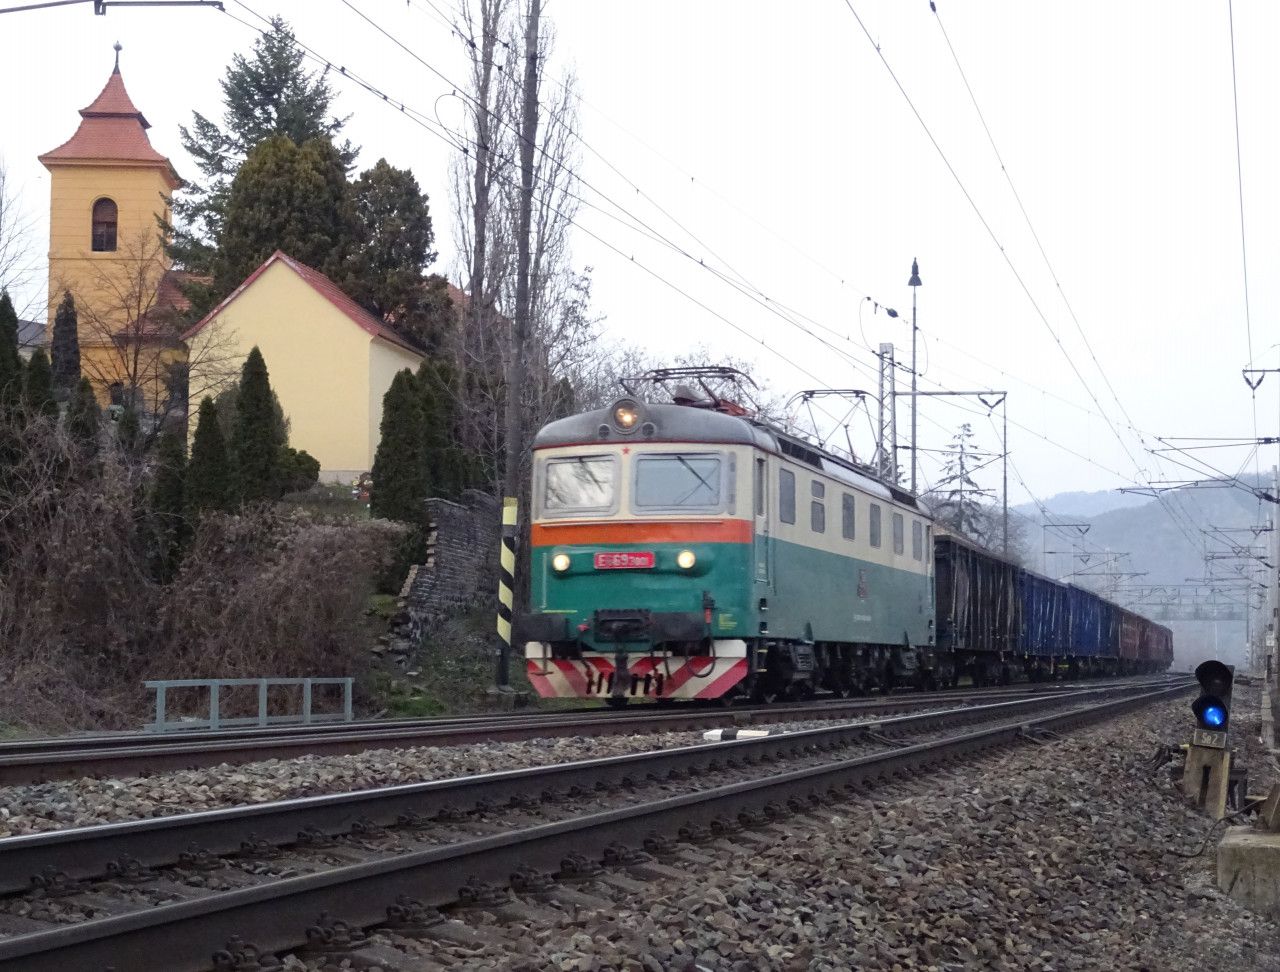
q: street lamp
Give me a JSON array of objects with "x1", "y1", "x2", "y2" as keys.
[{"x1": 908, "y1": 258, "x2": 922, "y2": 495}]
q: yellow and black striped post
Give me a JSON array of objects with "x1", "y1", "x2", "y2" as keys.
[{"x1": 495, "y1": 496, "x2": 518, "y2": 689}]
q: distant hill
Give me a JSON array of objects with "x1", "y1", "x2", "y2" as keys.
[
  {"x1": 1013, "y1": 477, "x2": 1270, "y2": 670},
  {"x1": 1013, "y1": 488, "x2": 1149, "y2": 519}
]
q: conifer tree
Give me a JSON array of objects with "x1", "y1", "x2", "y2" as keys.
[
  {"x1": 211, "y1": 135, "x2": 357, "y2": 302},
  {"x1": 370, "y1": 368, "x2": 427, "y2": 522},
  {"x1": 186, "y1": 396, "x2": 231, "y2": 514},
  {"x1": 50, "y1": 291, "x2": 80, "y2": 401},
  {"x1": 0, "y1": 290, "x2": 22, "y2": 418},
  {"x1": 418, "y1": 359, "x2": 476, "y2": 500},
  {"x1": 22, "y1": 348, "x2": 57, "y2": 421},
  {"x1": 346, "y1": 159, "x2": 436, "y2": 329},
  {"x1": 66, "y1": 377, "x2": 100, "y2": 456},
  {"x1": 115, "y1": 406, "x2": 141, "y2": 453},
  {"x1": 230, "y1": 346, "x2": 283, "y2": 503},
  {"x1": 150, "y1": 426, "x2": 189, "y2": 581},
  {"x1": 172, "y1": 16, "x2": 355, "y2": 278}
]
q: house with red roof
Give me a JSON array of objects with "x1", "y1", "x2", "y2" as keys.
[{"x1": 184, "y1": 250, "x2": 425, "y2": 480}]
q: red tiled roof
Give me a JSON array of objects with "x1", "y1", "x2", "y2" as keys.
[
  {"x1": 39, "y1": 67, "x2": 179, "y2": 186},
  {"x1": 83, "y1": 69, "x2": 151, "y2": 127},
  {"x1": 184, "y1": 251, "x2": 426, "y2": 357}
]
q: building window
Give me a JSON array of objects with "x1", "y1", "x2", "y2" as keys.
[
  {"x1": 893, "y1": 512, "x2": 905, "y2": 554},
  {"x1": 92, "y1": 198, "x2": 118, "y2": 252},
  {"x1": 869, "y1": 503, "x2": 881, "y2": 548},
  {"x1": 841, "y1": 493, "x2": 856, "y2": 540},
  {"x1": 779, "y1": 468, "x2": 796, "y2": 524},
  {"x1": 912, "y1": 520, "x2": 923, "y2": 561}
]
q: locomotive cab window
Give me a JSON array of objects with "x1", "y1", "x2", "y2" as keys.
[
  {"x1": 779, "y1": 468, "x2": 796, "y2": 524},
  {"x1": 869, "y1": 503, "x2": 882, "y2": 547},
  {"x1": 542, "y1": 455, "x2": 616, "y2": 514},
  {"x1": 892, "y1": 513, "x2": 905, "y2": 554},
  {"x1": 634, "y1": 454, "x2": 722, "y2": 511}
]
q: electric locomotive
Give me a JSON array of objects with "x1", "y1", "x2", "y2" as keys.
[{"x1": 520, "y1": 382, "x2": 939, "y2": 705}]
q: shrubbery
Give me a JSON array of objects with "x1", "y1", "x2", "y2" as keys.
[
  {"x1": 0, "y1": 310, "x2": 396, "y2": 732},
  {"x1": 0, "y1": 416, "x2": 403, "y2": 730}
]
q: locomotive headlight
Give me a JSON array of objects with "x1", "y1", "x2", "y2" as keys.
[
  {"x1": 676, "y1": 549, "x2": 697, "y2": 570},
  {"x1": 611, "y1": 399, "x2": 640, "y2": 433},
  {"x1": 552, "y1": 553, "x2": 571, "y2": 573}
]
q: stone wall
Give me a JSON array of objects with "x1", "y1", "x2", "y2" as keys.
[{"x1": 383, "y1": 490, "x2": 500, "y2": 657}]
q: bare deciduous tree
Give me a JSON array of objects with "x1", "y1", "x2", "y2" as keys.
[
  {"x1": 0, "y1": 160, "x2": 39, "y2": 318},
  {"x1": 58, "y1": 230, "x2": 240, "y2": 434},
  {"x1": 449, "y1": 2, "x2": 606, "y2": 491}
]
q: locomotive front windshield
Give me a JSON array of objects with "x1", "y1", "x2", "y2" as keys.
[
  {"x1": 544, "y1": 455, "x2": 616, "y2": 511},
  {"x1": 634, "y1": 455, "x2": 721, "y2": 510}
]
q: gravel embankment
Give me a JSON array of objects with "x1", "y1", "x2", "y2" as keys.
[
  {"x1": 0, "y1": 714, "x2": 933, "y2": 837},
  {"x1": 292, "y1": 689, "x2": 1280, "y2": 972}
]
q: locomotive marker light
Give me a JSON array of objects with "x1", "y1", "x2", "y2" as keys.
[
  {"x1": 1182, "y1": 659, "x2": 1235, "y2": 819},
  {"x1": 551, "y1": 553, "x2": 571, "y2": 573},
  {"x1": 676, "y1": 549, "x2": 697, "y2": 570}
]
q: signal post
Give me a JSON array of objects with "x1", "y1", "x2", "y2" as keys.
[{"x1": 1183, "y1": 660, "x2": 1235, "y2": 819}]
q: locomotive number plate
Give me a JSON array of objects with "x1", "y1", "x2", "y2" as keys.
[{"x1": 594, "y1": 551, "x2": 655, "y2": 570}]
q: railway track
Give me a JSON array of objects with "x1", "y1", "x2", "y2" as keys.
[
  {"x1": 0, "y1": 675, "x2": 1181, "y2": 785},
  {"x1": 0, "y1": 679, "x2": 1191, "y2": 970}
]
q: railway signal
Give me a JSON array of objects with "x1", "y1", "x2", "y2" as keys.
[
  {"x1": 1182, "y1": 659, "x2": 1235, "y2": 819},
  {"x1": 1191, "y1": 659, "x2": 1234, "y2": 738}
]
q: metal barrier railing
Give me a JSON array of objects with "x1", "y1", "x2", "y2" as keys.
[{"x1": 143, "y1": 678, "x2": 354, "y2": 732}]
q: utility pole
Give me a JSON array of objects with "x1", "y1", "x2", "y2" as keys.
[
  {"x1": 1002, "y1": 399, "x2": 1008, "y2": 556},
  {"x1": 877, "y1": 343, "x2": 898, "y2": 482},
  {"x1": 1244, "y1": 367, "x2": 1280, "y2": 686},
  {"x1": 908, "y1": 259, "x2": 922, "y2": 495},
  {"x1": 495, "y1": 0, "x2": 540, "y2": 690}
]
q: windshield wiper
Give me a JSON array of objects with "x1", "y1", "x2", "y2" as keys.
[{"x1": 675, "y1": 456, "x2": 715, "y2": 504}]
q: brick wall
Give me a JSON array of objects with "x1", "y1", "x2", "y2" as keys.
[{"x1": 398, "y1": 490, "x2": 500, "y2": 637}]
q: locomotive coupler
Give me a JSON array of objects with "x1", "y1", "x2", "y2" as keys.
[{"x1": 611, "y1": 646, "x2": 629, "y2": 706}]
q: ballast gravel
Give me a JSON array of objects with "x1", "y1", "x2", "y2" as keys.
[
  {"x1": 289, "y1": 687, "x2": 1279, "y2": 972},
  {"x1": 0, "y1": 714, "x2": 912, "y2": 837}
]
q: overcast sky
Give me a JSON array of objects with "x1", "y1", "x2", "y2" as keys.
[{"x1": 2, "y1": 0, "x2": 1277, "y2": 523}]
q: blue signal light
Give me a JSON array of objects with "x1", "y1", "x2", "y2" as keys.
[{"x1": 1202, "y1": 705, "x2": 1226, "y2": 728}]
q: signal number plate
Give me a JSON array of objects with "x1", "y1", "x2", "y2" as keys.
[
  {"x1": 1192, "y1": 728, "x2": 1227, "y2": 749},
  {"x1": 594, "y1": 551, "x2": 655, "y2": 570}
]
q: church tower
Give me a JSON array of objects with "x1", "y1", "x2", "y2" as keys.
[{"x1": 39, "y1": 46, "x2": 182, "y2": 408}]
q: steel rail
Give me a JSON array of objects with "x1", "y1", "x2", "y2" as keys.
[
  {"x1": 0, "y1": 684, "x2": 1189, "y2": 971},
  {"x1": 0, "y1": 682, "x2": 1185, "y2": 897},
  {"x1": 0, "y1": 676, "x2": 1141, "y2": 755},
  {"x1": 0, "y1": 676, "x2": 1180, "y2": 785}
]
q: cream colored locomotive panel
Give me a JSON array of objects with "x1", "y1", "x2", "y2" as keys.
[{"x1": 763, "y1": 451, "x2": 932, "y2": 579}]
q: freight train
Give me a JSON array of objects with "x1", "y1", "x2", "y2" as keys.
[{"x1": 519, "y1": 385, "x2": 1172, "y2": 705}]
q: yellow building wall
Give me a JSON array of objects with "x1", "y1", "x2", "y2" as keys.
[
  {"x1": 46, "y1": 163, "x2": 172, "y2": 342},
  {"x1": 195, "y1": 262, "x2": 422, "y2": 477}
]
